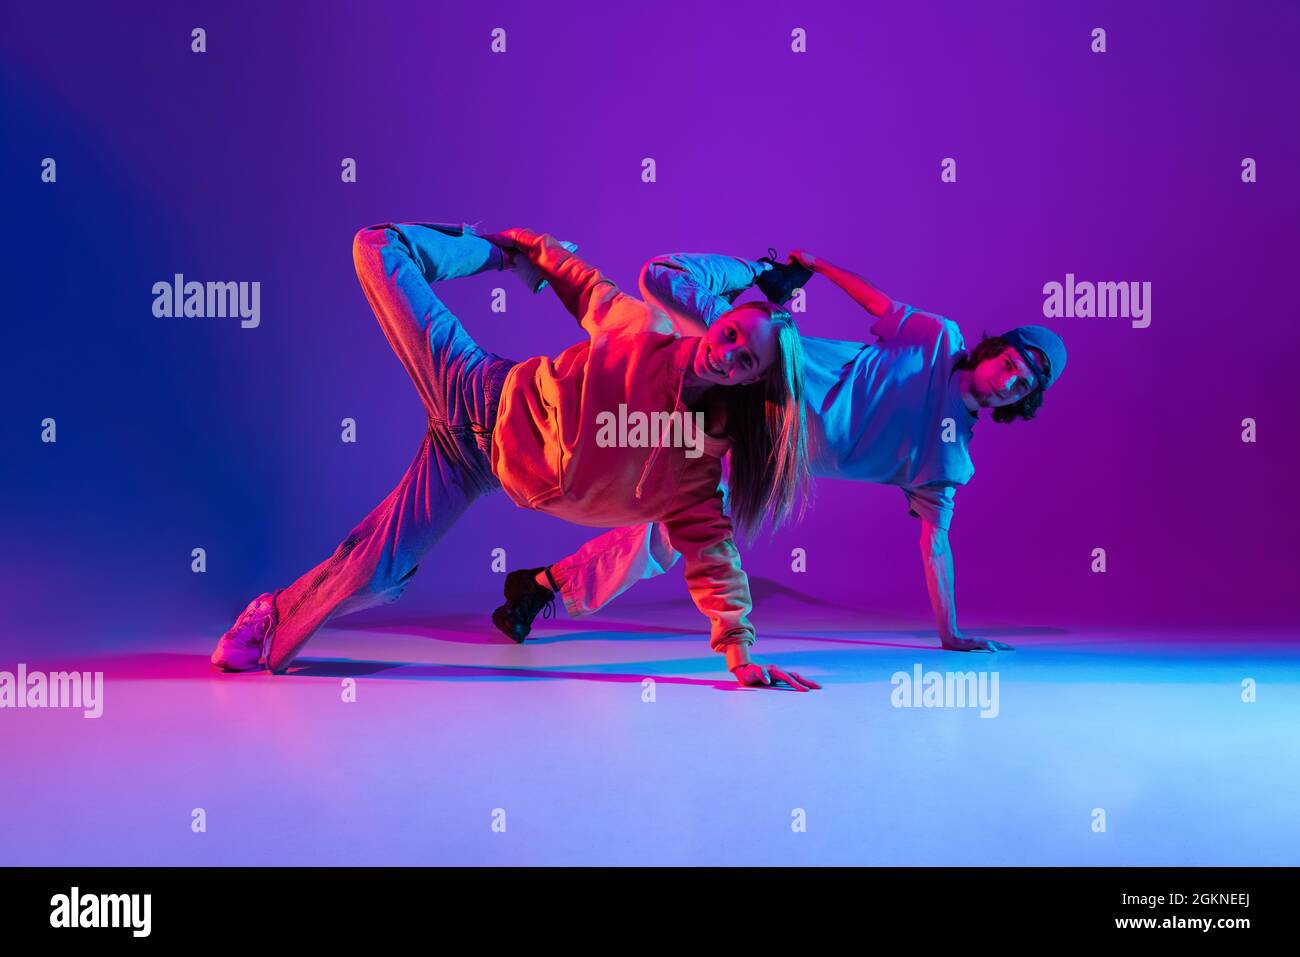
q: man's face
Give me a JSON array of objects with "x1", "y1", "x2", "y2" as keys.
[
  {"x1": 692, "y1": 306, "x2": 779, "y2": 387},
  {"x1": 971, "y1": 346, "x2": 1042, "y2": 408}
]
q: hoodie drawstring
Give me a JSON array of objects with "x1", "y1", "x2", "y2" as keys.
[
  {"x1": 634, "y1": 446, "x2": 660, "y2": 500},
  {"x1": 635, "y1": 357, "x2": 691, "y2": 499}
]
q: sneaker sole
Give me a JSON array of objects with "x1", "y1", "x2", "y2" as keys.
[{"x1": 491, "y1": 605, "x2": 529, "y2": 643}]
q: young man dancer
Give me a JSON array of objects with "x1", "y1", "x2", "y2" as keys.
[
  {"x1": 210, "y1": 223, "x2": 821, "y2": 689},
  {"x1": 492, "y1": 248, "x2": 1067, "y2": 656}
]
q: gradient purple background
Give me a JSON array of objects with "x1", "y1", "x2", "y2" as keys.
[{"x1": 3, "y1": 1, "x2": 1298, "y2": 656}]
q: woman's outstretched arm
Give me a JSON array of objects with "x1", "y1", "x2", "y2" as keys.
[
  {"x1": 657, "y1": 493, "x2": 816, "y2": 690},
  {"x1": 483, "y1": 227, "x2": 635, "y2": 335}
]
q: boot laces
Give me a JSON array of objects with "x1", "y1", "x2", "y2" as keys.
[
  {"x1": 529, "y1": 591, "x2": 556, "y2": 622},
  {"x1": 232, "y1": 594, "x2": 276, "y2": 647}
]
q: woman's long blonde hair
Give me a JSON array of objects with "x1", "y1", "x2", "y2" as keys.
[{"x1": 714, "y1": 301, "x2": 813, "y2": 541}]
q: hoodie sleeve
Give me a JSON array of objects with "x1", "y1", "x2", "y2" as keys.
[
  {"x1": 660, "y1": 492, "x2": 755, "y2": 670},
  {"x1": 494, "y1": 227, "x2": 650, "y2": 338}
]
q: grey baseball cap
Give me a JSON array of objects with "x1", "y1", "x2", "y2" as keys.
[{"x1": 999, "y1": 325, "x2": 1066, "y2": 390}]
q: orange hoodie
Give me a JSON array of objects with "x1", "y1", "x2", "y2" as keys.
[{"x1": 489, "y1": 228, "x2": 754, "y2": 668}]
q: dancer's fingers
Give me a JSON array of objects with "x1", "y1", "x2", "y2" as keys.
[
  {"x1": 768, "y1": 667, "x2": 808, "y2": 692},
  {"x1": 789, "y1": 671, "x2": 822, "y2": 690},
  {"x1": 478, "y1": 229, "x2": 520, "y2": 250}
]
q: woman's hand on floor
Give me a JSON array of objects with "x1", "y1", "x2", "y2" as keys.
[{"x1": 731, "y1": 661, "x2": 822, "y2": 691}]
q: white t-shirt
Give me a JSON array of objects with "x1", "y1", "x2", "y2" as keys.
[{"x1": 798, "y1": 303, "x2": 976, "y2": 530}]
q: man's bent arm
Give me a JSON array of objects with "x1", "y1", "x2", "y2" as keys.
[{"x1": 801, "y1": 253, "x2": 896, "y2": 318}]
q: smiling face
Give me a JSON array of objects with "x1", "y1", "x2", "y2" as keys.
[
  {"x1": 692, "y1": 305, "x2": 780, "y2": 387},
  {"x1": 970, "y1": 346, "x2": 1044, "y2": 408}
]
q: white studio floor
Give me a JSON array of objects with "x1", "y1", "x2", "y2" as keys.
[{"x1": 3, "y1": 600, "x2": 1297, "y2": 866}]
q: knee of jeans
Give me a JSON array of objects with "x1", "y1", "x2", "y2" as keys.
[{"x1": 638, "y1": 260, "x2": 680, "y2": 309}]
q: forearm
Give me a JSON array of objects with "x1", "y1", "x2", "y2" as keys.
[
  {"x1": 810, "y1": 256, "x2": 894, "y2": 318},
  {"x1": 664, "y1": 510, "x2": 755, "y2": 669},
  {"x1": 692, "y1": 543, "x2": 755, "y2": 669},
  {"x1": 920, "y1": 527, "x2": 959, "y2": 640},
  {"x1": 496, "y1": 227, "x2": 615, "y2": 322}
]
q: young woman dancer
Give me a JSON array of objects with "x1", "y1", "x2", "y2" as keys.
[
  {"x1": 210, "y1": 222, "x2": 820, "y2": 689},
  {"x1": 499, "y1": 248, "x2": 1066, "y2": 655}
]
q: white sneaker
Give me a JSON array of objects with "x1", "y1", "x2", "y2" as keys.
[{"x1": 210, "y1": 591, "x2": 280, "y2": 672}]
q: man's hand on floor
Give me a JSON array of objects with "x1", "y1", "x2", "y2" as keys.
[{"x1": 940, "y1": 632, "x2": 1015, "y2": 652}]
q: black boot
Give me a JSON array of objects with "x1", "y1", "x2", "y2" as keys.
[
  {"x1": 491, "y1": 567, "x2": 557, "y2": 642},
  {"x1": 755, "y1": 247, "x2": 813, "y2": 306}
]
